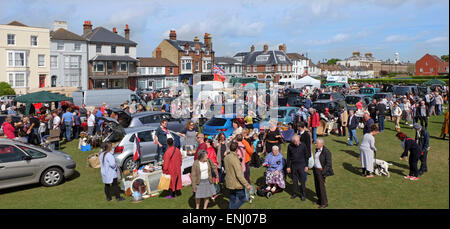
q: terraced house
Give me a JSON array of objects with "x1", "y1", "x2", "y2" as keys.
[
  {"x1": 135, "y1": 48, "x2": 179, "y2": 90},
  {"x1": 152, "y1": 30, "x2": 214, "y2": 85},
  {"x1": 81, "y1": 21, "x2": 138, "y2": 90},
  {"x1": 233, "y1": 44, "x2": 293, "y2": 83},
  {"x1": 0, "y1": 20, "x2": 50, "y2": 95}
]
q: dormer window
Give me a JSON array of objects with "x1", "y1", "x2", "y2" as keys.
[
  {"x1": 185, "y1": 50, "x2": 189, "y2": 55},
  {"x1": 256, "y1": 55, "x2": 269, "y2": 62},
  {"x1": 196, "y1": 50, "x2": 199, "y2": 55},
  {"x1": 277, "y1": 55, "x2": 285, "y2": 61}
]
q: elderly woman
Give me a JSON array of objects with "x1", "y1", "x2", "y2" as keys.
[
  {"x1": 191, "y1": 150, "x2": 217, "y2": 209},
  {"x1": 264, "y1": 120, "x2": 283, "y2": 155},
  {"x1": 262, "y1": 145, "x2": 286, "y2": 192},
  {"x1": 359, "y1": 124, "x2": 379, "y2": 178}
]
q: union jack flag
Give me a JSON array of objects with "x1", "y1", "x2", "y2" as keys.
[
  {"x1": 213, "y1": 64, "x2": 226, "y2": 82},
  {"x1": 133, "y1": 133, "x2": 142, "y2": 161}
]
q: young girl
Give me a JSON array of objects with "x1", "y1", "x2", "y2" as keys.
[{"x1": 99, "y1": 142, "x2": 125, "y2": 202}]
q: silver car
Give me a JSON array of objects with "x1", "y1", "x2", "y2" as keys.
[
  {"x1": 109, "y1": 126, "x2": 184, "y2": 171},
  {"x1": 113, "y1": 109, "x2": 188, "y2": 133},
  {"x1": 0, "y1": 139, "x2": 76, "y2": 190}
]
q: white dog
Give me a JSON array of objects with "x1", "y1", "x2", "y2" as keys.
[{"x1": 374, "y1": 159, "x2": 393, "y2": 177}]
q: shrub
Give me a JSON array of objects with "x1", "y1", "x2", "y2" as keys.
[{"x1": 0, "y1": 82, "x2": 16, "y2": 96}]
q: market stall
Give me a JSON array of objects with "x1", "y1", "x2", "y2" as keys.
[
  {"x1": 13, "y1": 91, "x2": 73, "y2": 115},
  {"x1": 293, "y1": 76, "x2": 321, "y2": 89}
]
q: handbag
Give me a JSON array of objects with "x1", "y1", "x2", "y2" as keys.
[{"x1": 158, "y1": 174, "x2": 171, "y2": 190}]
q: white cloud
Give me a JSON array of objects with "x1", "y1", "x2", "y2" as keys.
[{"x1": 425, "y1": 36, "x2": 449, "y2": 43}]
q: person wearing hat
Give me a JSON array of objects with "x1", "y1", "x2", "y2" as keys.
[{"x1": 414, "y1": 123, "x2": 429, "y2": 176}]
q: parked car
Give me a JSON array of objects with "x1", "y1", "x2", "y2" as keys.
[
  {"x1": 109, "y1": 126, "x2": 184, "y2": 171},
  {"x1": 359, "y1": 87, "x2": 381, "y2": 97},
  {"x1": 0, "y1": 139, "x2": 76, "y2": 190},
  {"x1": 259, "y1": 106, "x2": 300, "y2": 129},
  {"x1": 72, "y1": 89, "x2": 146, "y2": 109},
  {"x1": 345, "y1": 94, "x2": 372, "y2": 111},
  {"x1": 317, "y1": 92, "x2": 345, "y2": 102},
  {"x1": 373, "y1": 92, "x2": 393, "y2": 101},
  {"x1": 112, "y1": 109, "x2": 188, "y2": 133},
  {"x1": 392, "y1": 85, "x2": 418, "y2": 96},
  {"x1": 202, "y1": 114, "x2": 261, "y2": 138},
  {"x1": 312, "y1": 100, "x2": 343, "y2": 116}
]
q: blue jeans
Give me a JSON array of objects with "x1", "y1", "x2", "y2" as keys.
[
  {"x1": 437, "y1": 104, "x2": 442, "y2": 115},
  {"x1": 65, "y1": 124, "x2": 72, "y2": 141},
  {"x1": 378, "y1": 115, "x2": 385, "y2": 132},
  {"x1": 229, "y1": 189, "x2": 247, "y2": 209},
  {"x1": 156, "y1": 144, "x2": 168, "y2": 162},
  {"x1": 312, "y1": 127, "x2": 317, "y2": 143},
  {"x1": 348, "y1": 128, "x2": 359, "y2": 146}
]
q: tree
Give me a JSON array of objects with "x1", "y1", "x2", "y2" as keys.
[
  {"x1": 0, "y1": 82, "x2": 16, "y2": 96},
  {"x1": 441, "y1": 55, "x2": 449, "y2": 62},
  {"x1": 326, "y1": 58, "x2": 341, "y2": 65}
]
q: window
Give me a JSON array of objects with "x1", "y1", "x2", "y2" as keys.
[
  {"x1": 30, "y1": 36, "x2": 38, "y2": 46},
  {"x1": 196, "y1": 50, "x2": 199, "y2": 55},
  {"x1": 206, "y1": 50, "x2": 210, "y2": 55},
  {"x1": 125, "y1": 45, "x2": 129, "y2": 54},
  {"x1": 74, "y1": 43, "x2": 81, "y2": 51},
  {"x1": 266, "y1": 65, "x2": 271, "y2": 72},
  {"x1": 17, "y1": 145, "x2": 47, "y2": 159},
  {"x1": 196, "y1": 61, "x2": 199, "y2": 71},
  {"x1": 170, "y1": 67, "x2": 174, "y2": 74},
  {"x1": 430, "y1": 67, "x2": 434, "y2": 72},
  {"x1": 277, "y1": 55, "x2": 285, "y2": 61},
  {"x1": 420, "y1": 68, "x2": 423, "y2": 72},
  {"x1": 282, "y1": 65, "x2": 287, "y2": 71},
  {"x1": 111, "y1": 45, "x2": 116, "y2": 54},
  {"x1": 253, "y1": 65, "x2": 257, "y2": 72},
  {"x1": 256, "y1": 55, "x2": 269, "y2": 62},
  {"x1": 0, "y1": 145, "x2": 26, "y2": 163},
  {"x1": 64, "y1": 71, "x2": 80, "y2": 87},
  {"x1": 93, "y1": 61, "x2": 104, "y2": 72},
  {"x1": 182, "y1": 59, "x2": 192, "y2": 71},
  {"x1": 50, "y1": 56, "x2": 58, "y2": 68},
  {"x1": 7, "y1": 34, "x2": 15, "y2": 45},
  {"x1": 7, "y1": 72, "x2": 27, "y2": 88},
  {"x1": 184, "y1": 50, "x2": 189, "y2": 55},
  {"x1": 118, "y1": 62, "x2": 127, "y2": 72},
  {"x1": 57, "y1": 42, "x2": 64, "y2": 50},
  {"x1": 7, "y1": 51, "x2": 26, "y2": 67},
  {"x1": 38, "y1": 54, "x2": 45, "y2": 67},
  {"x1": 51, "y1": 75, "x2": 57, "y2": 87},
  {"x1": 137, "y1": 131, "x2": 154, "y2": 142},
  {"x1": 64, "y1": 56, "x2": 80, "y2": 68},
  {"x1": 107, "y1": 61, "x2": 113, "y2": 73},
  {"x1": 96, "y1": 44, "x2": 101, "y2": 53},
  {"x1": 425, "y1": 61, "x2": 428, "y2": 66},
  {"x1": 247, "y1": 66, "x2": 251, "y2": 72}
]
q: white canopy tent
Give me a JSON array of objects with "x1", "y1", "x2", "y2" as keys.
[{"x1": 293, "y1": 76, "x2": 321, "y2": 89}]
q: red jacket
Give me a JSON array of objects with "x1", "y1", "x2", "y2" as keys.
[
  {"x1": 206, "y1": 146, "x2": 218, "y2": 166},
  {"x1": 2, "y1": 122, "x2": 15, "y2": 139},
  {"x1": 162, "y1": 146, "x2": 183, "y2": 191},
  {"x1": 310, "y1": 112, "x2": 320, "y2": 128}
]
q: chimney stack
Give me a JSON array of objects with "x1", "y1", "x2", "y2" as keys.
[
  {"x1": 194, "y1": 36, "x2": 200, "y2": 50},
  {"x1": 365, "y1": 52, "x2": 372, "y2": 58},
  {"x1": 53, "y1": 20, "x2": 67, "y2": 31},
  {"x1": 251, "y1": 45, "x2": 255, "y2": 52},
  {"x1": 169, "y1": 30, "x2": 177, "y2": 40},
  {"x1": 278, "y1": 45, "x2": 283, "y2": 51},
  {"x1": 83, "y1": 20, "x2": 92, "y2": 35},
  {"x1": 112, "y1": 27, "x2": 117, "y2": 33},
  {"x1": 156, "y1": 47, "x2": 162, "y2": 59},
  {"x1": 124, "y1": 24, "x2": 130, "y2": 40},
  {"x1": 282, "y1": 44, "x2": 286, "y2": 53},
  {"x1": 204, "y1": 33, "x2": 212, "y2": 50},
  {"x1": 263, "y1": 44, "x2": 268, "y2": 53},
  {"x1": 352, "y1": 51, "x2": 360, "y2": 57}
]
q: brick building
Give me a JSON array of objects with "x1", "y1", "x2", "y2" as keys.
[
  {"x1": 415, "y1": 53, "x2": 449, "y2": 76},
  {"x1": 135, "y1": 48, "x2": 179, "y2": 90},
  {"x1": 152, "y1": 30, "x2": 214, "y2": 85},
  {"x1": 233, "y1": 44, "x2": 293, "y2": 83}
]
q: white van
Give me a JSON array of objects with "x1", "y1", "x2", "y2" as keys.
[{"x1": 72, "y1": 89, "x2": 146, "y2": 108}]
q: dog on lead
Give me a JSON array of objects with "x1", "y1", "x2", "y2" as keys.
[{"x1": 374, "y1": 159, "x2": 393, "y2": 177}]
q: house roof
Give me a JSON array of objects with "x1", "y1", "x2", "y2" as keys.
[
  {"x1": 234, "y1": 50, "x2": 292, "y2": 65},
  {"x1": 6, "y1": 20, "x2": 28, "y2": 27},
  {"x1": 51, "y1": 28, "x2": 86, "y2": 41},
  {"x1": 165, "y1": 39, "x2": 212, "y2": 52},
  {"x1": 215, "y1": 57, "x2": 241, "y2": 65},
  {"x1": 90, "y1": 55, "x2": 138, "y2": 62},
  {"x1": 82, "y1": 27, "x2": 137, "y2": 46},
  {"x1": 286, "y1": 53, "x2": 308, "y2": 61},
  {"x1": 137, "y1": 57, "x2": 177, "y2": 67}
]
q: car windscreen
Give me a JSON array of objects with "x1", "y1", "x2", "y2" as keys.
[
  {"x1": 345, "y1": 96, "x2": 361, "y2": 104},
  {"x1": 393, "y1": 87, "x2": 411, "y2": 95},
  {"x1": 205, "y1": 118, "x2": 227, "y2": 126},
  {"x1": 360, "y1": 88, "x2": 373, "y2": 94},
  {"x1": 373, "y1": 94, "x2": 385, "y2": 100},
  {"x1": 312, "y1": 103, "x2": 326, "y2": 110},
  {"x1": 317, "y1": 94, "x2": 331, "y2": 100}
]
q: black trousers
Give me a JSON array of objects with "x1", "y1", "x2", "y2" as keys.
[
  {"x1": 104, "y1": 178, "x2": 121, "y2": 200},
  {"x1": 419, "y1": 116, "x2": 428, "y2": 128},
  {"x1": 292, "y1": 165, "x2": 307, "y2": 197},
  {"x1": 169, "y1": 176, "x2": 181, "y2": 196},
  {"x1": 419, "y1": 150, "x2": 428, "y2": 173},
  {"x1": 313, "y1": 168, "x2": 328, "y2": 206},
  {"x1": 409, "y1": 156, "x2": 419, "y2": 177}
]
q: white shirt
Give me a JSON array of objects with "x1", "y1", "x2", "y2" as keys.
[
  {"x1": 53, "y1": 116, "x2": 61, "y2": 129},
  {"x1": 88, "y1": 114, "x2": 96, "y2": 127},
  {"x1": 314, "y1": 148, "x2": 323, "y2": 169},
  {"x1": 199, "y1": 161, "x2": 209, "y2": 180}
]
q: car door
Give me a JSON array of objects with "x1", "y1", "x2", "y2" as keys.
[
  {"x1": 137, "y1": 130, "x2": 156, "y2": 163},
  {"x1": 0, "y1": 144, "x2": 37, "y2": 189}
]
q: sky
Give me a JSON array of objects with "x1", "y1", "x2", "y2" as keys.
[{"x1": 1, "y1": 0, "x2": 448, "y2": 63}]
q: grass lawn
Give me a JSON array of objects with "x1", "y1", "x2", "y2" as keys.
[{"x1": 0, "y1": 113, "x2": 448, "y2": 209}]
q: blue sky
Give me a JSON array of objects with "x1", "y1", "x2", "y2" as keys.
[{"x1": 1, "y1": 0, "x2": 448, "y2": 63}]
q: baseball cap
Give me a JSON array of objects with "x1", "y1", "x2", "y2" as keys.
[{"x1": 413, "y1": 123, "x2": 421, "y2": 130}]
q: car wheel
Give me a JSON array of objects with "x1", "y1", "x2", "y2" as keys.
[
  {"x1": 40, "y1": 167, "x2": 64, "y2": 187},
  {"x1": 123, "y1": 156, "x2": 139, "y2": 171}
]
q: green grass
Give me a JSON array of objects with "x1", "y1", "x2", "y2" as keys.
[{"x1": 0, "y1": 113, "x2": 448, "y2": 209}]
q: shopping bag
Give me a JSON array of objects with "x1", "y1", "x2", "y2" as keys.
[
  {"x1": 87, "y1": 153, "x2": 100, "y2": 168},
  {"x1": 308, "y1": 155, "x2": 315, "y2": 169},
  {"x1": 158, "y1": 174, "x2": 171, "y2": 190}
]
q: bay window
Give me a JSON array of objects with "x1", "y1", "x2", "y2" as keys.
[
  {"x1": 8, "y1": 72, "x2": 27, "y2": 88},
  {"x1": 7, "y1": 51, "x2": 26, "y2": 67}
]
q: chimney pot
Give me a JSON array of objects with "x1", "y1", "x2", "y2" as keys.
[
  {"x1": 263, "y1": 44, "x2": 268, "y2": 52},
  {"x1": 156, "y1": 47, "x2": 162, "y2": 59},
  {"x1": 124, "y1": 25, "x2": 130, "y2": 40},
  {"x1": 113, "y1": 27, "x2": 117, "y2": 33},
  {"x1": 169, "y1": 30, "x2": 177, "y2": 40},
  {"x1": 83, "y1": 20, "x2": 93, "y2": 35}
]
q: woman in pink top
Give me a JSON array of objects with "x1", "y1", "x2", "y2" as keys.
[{"x1": 2, "y1": 116, "x2": 16, "y2": 139}]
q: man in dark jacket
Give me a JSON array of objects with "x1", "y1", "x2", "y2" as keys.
[
  {"x1": 297, "y1": 122, "x2": 311, "y2": 155},
  {"x1": 413, "y1": 123, "x2": 430, "y2": 175},
  {"x1": 368, "y1": 99, "x2": 378, "y2": 122},
  {"x1": 376, "y1": 100, "x2": 386, "y2": 132},
  {"x1": 286, "y1": 135, "x2": 310, "y2": 201},
  {"x1": 313, "y1": 138, "x2": 334, "y2": 209},
  {"x1": 363, "y1": 112, "x2": 374, "y2": 135},
  {"x1": 347, "y1": 109, "x2": 359, "y2": 146}
]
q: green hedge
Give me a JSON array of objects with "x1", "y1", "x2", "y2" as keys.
[{"x1": 349, "y1": 78, "x2": 449, "y2": 85}]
